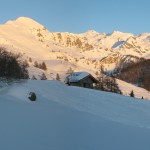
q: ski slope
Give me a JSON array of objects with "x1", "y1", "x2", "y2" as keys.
[{"x1": 0, "y1": 80, "x2": 150, "y2": 150}]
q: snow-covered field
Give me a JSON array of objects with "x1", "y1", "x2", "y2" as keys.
[{"x1": 0, "y1": 80, "x2": 150, "y2": 150}]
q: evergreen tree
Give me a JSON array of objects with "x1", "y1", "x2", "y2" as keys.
[
  {"x1": 41, "y1": 62, "x2": 47, "y2": 70},
  {"x1": 130, "y1": 90, "x2": 134, "y2": 97},
  {"x1": 110, "y1": 77, "x2": 121, "y2": 93},
  {"x1": 23, "y1": 59, "x2": 29, "y2": 67},
  {"x1": 95, "y1": 67, "x2": 104, "y2": 91},
  {"x1": 96, "y1": 74, "x2": 105, "y2": 91},
  {"x1": 40, "y1": 73, "x2": 47, "y2": 80},
  {"x1": 66, "y1": 67, "x2": 74, "y2": 74},
  {"x1": 34, "y1": 61, "x2": 39, "y2": 68},
  {"x1": 96, "y1": 73, "x2": 121, "y2": 94},
  {"x1": 34, "y1": 61, "x2": 47, "y2": 71},
  {"x1": 56, "y1": 73, "x2": 60, "y2": 81},
  {"x1": 29, "y1": 57, "x2": 32, "y2": 63}
]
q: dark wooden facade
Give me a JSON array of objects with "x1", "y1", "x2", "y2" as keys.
[{"x1": 68, "y1": 74, "x2": 98, "y2": 89}]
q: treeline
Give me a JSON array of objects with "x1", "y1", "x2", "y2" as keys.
[
  {"x1": 0, "y1": 47, "x2": 29, "y2": 80},
  {"x1": 95, "y1": 65, "x2": 121, "y2": 93},
  {"x1": 95, "y1": 74, "x2": 121, "y2": 94},
  {"x1": 117, "y1": 59, "x2": 150, "y2": 91}
]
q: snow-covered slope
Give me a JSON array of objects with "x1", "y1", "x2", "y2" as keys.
[
  {"x1": 0, "y1": 80, "x2": 150, "y2": 150},
  {"x1": 0, "y1": 17, "x2": 149, "y2": 95},
  {"x1": 117, "y1": 79, "x2": 150, "y2": 99},
  {"x1": 0, "y1": 17, "x2": 150, "y2": 78}
]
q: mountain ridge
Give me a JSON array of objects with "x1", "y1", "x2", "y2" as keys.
[{"x1": 0, "y1": 17, "x2": 149, "y2": 91}]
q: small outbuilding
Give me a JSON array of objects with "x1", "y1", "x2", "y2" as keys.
[{"x1": 66, "y1": 72, "x2": 98, "y2": 89}]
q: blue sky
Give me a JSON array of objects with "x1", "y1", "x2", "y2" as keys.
[{"x1": 1, "y1": 0, "x2": 150, "y2": 35}]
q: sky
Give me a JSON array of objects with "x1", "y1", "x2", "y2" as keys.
[{"x1": 0, "y1": 0, "x2": 150, "y2": 35}]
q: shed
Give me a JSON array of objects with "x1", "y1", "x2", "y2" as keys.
[{"x1": 66, "y1": 72, "x2": 98, "y2": 89}]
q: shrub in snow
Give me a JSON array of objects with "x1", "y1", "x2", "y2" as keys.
[
  {"x1": 28, "y1": 92, "x2": 37, "y2": 101},
  {"x1": 40, "y1": 73, "x2": 47, "y2": 80},
  {"x1": 37, "y1": 32, "x2": 42, "y2": 37},
  {"x1": 34, "y1": 61, "x2": 47, "y2": 71},
  {"x1": 34, "y1": 61, "x2": 39, "y2": 68},
  {"x1": 66, "y1": 67, "x2": 74, "y2": 75},
  {"x1": 130, "y1": 90, "x2": 134, "y2": 97},
  {"x1": 0, "y1": 47, "x2": 29, "y2": 80},
  {"x1": 31, "y1": 75, "x2": 37, "y2": 80},
  {"x1": 29, "y1": 57, "x2": 32, "y2": 62},
  {"x1": 56, "y1": 73, "x2": 60, "y2": 81},
  {"x1": 40, "y1": 62, "x2": 47, "y2": 70}
]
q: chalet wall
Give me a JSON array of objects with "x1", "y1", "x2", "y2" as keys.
[{"x1": 70, "y1": 77, "x2": 94, "y2": 88}]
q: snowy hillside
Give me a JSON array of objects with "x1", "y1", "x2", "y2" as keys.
[
  {"x1": 0, "y1": 16, "x2": 149, "y2": 96},
  {"x1": 0, "y1": 80, "x2": 150, "y2": 150},
  {"x1": 0, "y1": 17, "x2": 150, "y2": 78},
  {"x1": 117, "y1": 79, "x2": 150, "y2": 100}
]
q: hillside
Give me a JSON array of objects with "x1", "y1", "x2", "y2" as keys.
[
  {"x1": 117, "y1": 59, "x2": 150, "y2": 91},
  {"x1": 0, "y1": 16, "x2": 149, "y2": 98},
  {"x1": 117, "y1": 79, "x2": 150, "y2": 99},
  {"x1": 0, "y1": 80, "x2": 150, "y2": 150},
  {"x1": 0, "y1": 17, "x2": 150, "y2": 79}
]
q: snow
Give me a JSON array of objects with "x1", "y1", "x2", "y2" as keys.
[
  {"x1": 0, "y1": 17, "x2": 149, "y2": 149},
  {"x1": 6, "y1": 17, "x2": 43, "y2": 29},
  {"x1": 117, "y1": 79, "x2": 150, "y2": 100},
  {"x1": 0, "y1": 80, "x2": 150, "y2": 150},
  {"x1": 0, "y1": 16, "x2": 149, "y2": 80},
  {"x1": 0, "y1": 16, "x2": 149, "y2": 100},
  {"x1": 112, "y1": 41, "x2": 125, "y2": 48}
]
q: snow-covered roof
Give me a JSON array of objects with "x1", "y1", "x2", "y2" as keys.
[{"x1": 68, "y1": 72, "x2": 90, "y2": 82}]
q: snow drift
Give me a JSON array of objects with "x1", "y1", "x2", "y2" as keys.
[{"x1": 0, "y1": 80, "x2": 150, "y2": 150}]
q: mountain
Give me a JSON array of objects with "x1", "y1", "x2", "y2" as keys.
[
  {"x1": 0, "y1": 80, "x2": 150, "y2": 150},
  {"x1": 0, "y1": 17, "x2": 149, "y2": 90},
  {"x1": 0, "y1": 16, "x2": 150, "y2": 149}
]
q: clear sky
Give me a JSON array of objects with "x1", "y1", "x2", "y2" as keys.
[{"x1": 1, "y1": 0, "x2": 150, "y2": 35}]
